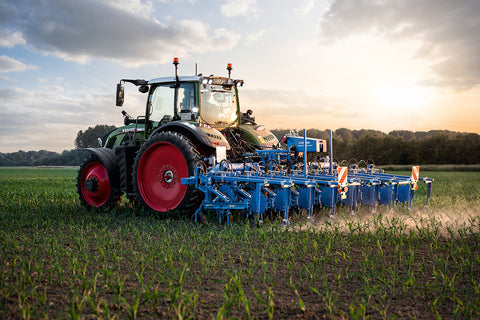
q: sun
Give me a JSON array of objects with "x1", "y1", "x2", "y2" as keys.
[{"x1": 370, "y1": 83, "x2": 434, "y2": 111}]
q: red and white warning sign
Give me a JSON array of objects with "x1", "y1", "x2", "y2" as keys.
[
  {"x1": 411, "y1": 166, "x2": 420, "y2": 182},
  {"x1": 338, "y1": 166, "x2": 348, "y2": 185},
  {"x1": 410, "y1": 166, "x2": 420, "y2": 190}
]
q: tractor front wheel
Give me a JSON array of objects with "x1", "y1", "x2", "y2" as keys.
[
  {"x1": 77, "y1": 154, "x2": 121, "y2": 210},
  {"x1": 133, "y1": 132, "x2": 202, "y2": 215}
]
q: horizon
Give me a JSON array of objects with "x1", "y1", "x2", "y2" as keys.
[
  {"x1": 2, "y1": 127, "x2": 477, "y2": 154},
  {"x1": 1, "y1": 0, "x2": 479, "y2": 153}
]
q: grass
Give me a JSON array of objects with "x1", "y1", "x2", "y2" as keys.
[
  {"x1": 379, "y1": 164, "x2": 480, "y2": 172},
  {"x1": 0, "y1": 167, "x2": 479, "y2": 319}
]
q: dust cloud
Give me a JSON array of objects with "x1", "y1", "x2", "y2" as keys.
[{"x1": 295, "y1": 203, "x2": 480, "y2": 239}]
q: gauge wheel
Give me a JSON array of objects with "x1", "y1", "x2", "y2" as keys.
[
  {"x1": 77, "y1": 154, "x2": 121, "y2": 210},
  {"x1": 133, "y1": 132, "x2": 202, "y2": 216}
]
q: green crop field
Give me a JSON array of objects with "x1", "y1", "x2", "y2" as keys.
[{"x1": 0, "y1": 167, "x2": 479, "y2": 319}]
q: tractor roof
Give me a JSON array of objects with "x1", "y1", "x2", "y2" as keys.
[{"x1": 148, "y1": 76, "x2": 201, "y2": 84}]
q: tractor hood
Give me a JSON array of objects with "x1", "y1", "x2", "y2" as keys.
[{"x1": 238, "y1": 123, "x2": 279, "y2": 149}]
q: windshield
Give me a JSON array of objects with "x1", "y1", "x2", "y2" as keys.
[{"x1": 200, "y1": 84, "x2": 238, "y2": 126}]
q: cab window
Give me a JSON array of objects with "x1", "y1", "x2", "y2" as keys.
[{"x1": 148, "y1": 83, "x2": 196, "y2": 122}]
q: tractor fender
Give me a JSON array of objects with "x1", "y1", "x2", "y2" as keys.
[
  {"x1": 83, "y1": 148, "x2": 120, "y2": 187},
  {"x1": 152, "y1": 121, "x2": 231, "y2": 153}
]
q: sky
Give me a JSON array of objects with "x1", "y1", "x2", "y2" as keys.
[{"x1": 0, "y1": 0, "x2": 479, "y2": 152}]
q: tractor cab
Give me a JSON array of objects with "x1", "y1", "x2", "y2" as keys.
[
  {"x1": 146, "y1": 76, "x2": 199, "y2": 126},
  {"x1": 145, "y1": 75, "x2": 242, "y2": 131},
  {"x1": 111, "y1": 58, "x2": 278, "y2": 158}
]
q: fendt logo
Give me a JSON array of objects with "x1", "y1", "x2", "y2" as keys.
[{"x1": 119, "y1": 128, "x2": 145, "y2": 133}]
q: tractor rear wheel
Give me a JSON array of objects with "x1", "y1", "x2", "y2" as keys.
[
  {"x1": 77, "y1": 154, "x2": 121, "y2": 210},
  {"x1": 133, "y1": 132, "x2": 202, "y2": 215}
]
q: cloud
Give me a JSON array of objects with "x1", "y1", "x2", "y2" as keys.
[
  {"x1": 0, "y1": 79, "x2": 152, "y2": 152},
  {"x1": 0, "y1": 55, "x2": 36, "y2": 73},
  {"x1": 220, "y1": 0, "x2": 259, "y2": 18},
  {"x1": 295, "y1": 0, "x2": 316, "y2": 14},
  {"x1": 103, "y1": 0, "x2": 154, "y2": 18},
  {"x1": 319, "y1": 0, "x2": 480, "y2": 89},
  {"x1": 1, "y1": 0, "x2": 240, "y2": 67},
  {"x1": 0, "y1": 86, "x2": 125, "y2": 152},
  {"x1": 245, "y1": 30, "x2": 266, "y2": 45},
  {"x1": 0, "y1": 75, "x2": 15, "y2": 82},
  {"x1": 0, "y1": 30, "x2": 25, "y2": 48}
]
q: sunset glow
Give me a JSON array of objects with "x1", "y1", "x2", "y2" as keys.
[{"x1": 370, "y1": 83, "x2": 435, "y2": 111}]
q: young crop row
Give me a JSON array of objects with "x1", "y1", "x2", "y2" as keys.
[{"x1": 0, "y1": 168, "x2": 479, "y2": 319}]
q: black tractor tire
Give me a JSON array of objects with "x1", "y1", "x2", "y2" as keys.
[
  {"x1": 77, "y1": 154, "x2": 122, "y2": 210},
  {"x1": 133, "y1": 132, "x2": 203, "y2": 216}
]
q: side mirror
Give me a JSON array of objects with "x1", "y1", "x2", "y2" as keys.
[{"x1": 116, "y1": 83, "x2": 124, "y2": 106}]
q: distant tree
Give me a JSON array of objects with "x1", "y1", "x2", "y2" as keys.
[
  {"x1": 335, "y1": 128, "x2": 354, "y2": 142},
  {"x1": 306, "y1": 128, "x2": 329, "y2": 140},
  {"x1": 388, "y1": 130, "x2": 416, "y2": 141},
  {"x1": 75, "y1": 125, "x2": 116, "y2": 149},
  {"x1": 351, "y1": 129, "x2": 386, "y2": 140},
  {"x1": 459, "y1": 133, "x2": 480, "y2": 164},
  {"x1": 352, "y1": 134, "x2": 383, "y2": 163}
]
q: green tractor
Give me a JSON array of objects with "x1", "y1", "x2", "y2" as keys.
[{"x1": 77, "y1": 58, "x2": 279, "y2": 215}]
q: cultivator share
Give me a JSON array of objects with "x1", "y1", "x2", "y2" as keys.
[{"x1": 77, "y1": 58, "x2": 433, "y2": 225}]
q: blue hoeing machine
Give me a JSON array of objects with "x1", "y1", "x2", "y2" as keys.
[{"x1": 182, "y1": 130, "x2": 433, "y2": 225}]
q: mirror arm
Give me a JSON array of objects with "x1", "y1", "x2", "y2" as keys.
[{"x1": 121, "y1": 79, "x2": 148, "y2": 86}]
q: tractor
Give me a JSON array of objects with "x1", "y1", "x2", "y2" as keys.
[
  {"x1": 78, "y1": 58, "x2": 433, "y2": 224},
  {"x1": 77, "y1": 58, "x2": 280, "y2": 215}
]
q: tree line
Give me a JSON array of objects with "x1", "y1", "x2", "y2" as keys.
[
  {"x1": 0, "y1": 125, "x2": 115, "y2": 167},
  {"x1": 0, "y1": 149, "x2": 90, "y2": 166},
  {"x1": 1, "y1": 126, "x2": 479, "y2": 166},
  {"x1": 271, "y1": 128, "x2": 480, "y2": 165}
]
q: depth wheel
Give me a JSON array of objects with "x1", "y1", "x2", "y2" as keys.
[
  {"x1": 133, "y1": 132, "x2": 202, "y2": 215},
  {"x1": 77, "y1": 154, "x2": 121, "y2": 210}
]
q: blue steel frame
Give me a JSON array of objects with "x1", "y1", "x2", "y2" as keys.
[{"x1": 181, "y1": 130, "x2": 434, "y2": 225}]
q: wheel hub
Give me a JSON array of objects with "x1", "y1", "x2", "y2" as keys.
[
  {"x1": 159, "y1": 165, "x2": 177, "y2": 188},
  {"x1": 84, "y1": 177, "x2": 99, "y2": 192},
  {"x1": 164, "y1": 170, "x2": 174, "y2": 183}
]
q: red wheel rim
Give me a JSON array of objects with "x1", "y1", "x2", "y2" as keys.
[
  {"x1": 80, "y1": 162, "x2": 111, "y2": 206},
  {"x1": 137, "y1": 142, "x2": 188, "y2": 211}
]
